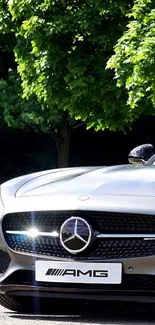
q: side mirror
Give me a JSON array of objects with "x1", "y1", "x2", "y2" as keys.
[{"x1": 128, "y1": 144, "x2": 154, "y2": 165}]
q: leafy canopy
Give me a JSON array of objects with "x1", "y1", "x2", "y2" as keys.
[
  {"x1": 108, "y1": 0, "x2": 155, "y2": 115},
  {"x1": 0, "y1": 70, "x2": 56, "y2": 132},
  {"x1": 2, "y1": 0, "x2": 135, "y2": 132}
]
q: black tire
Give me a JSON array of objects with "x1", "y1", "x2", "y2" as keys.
[
  {"x1": 0, "y1": 294, "x2": 43, "y2": 313},
  {"x1": 0, "y1": 295, "x2": 73, "y2": 313},
  {"x1": 0, "y1": 294, "x2": 24, "y2": 312},
  {"x1": 0, "y1": 294, "x2": 89, "y2": 313}
]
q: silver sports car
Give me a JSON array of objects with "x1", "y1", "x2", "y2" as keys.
[{"x1": 1, "y1": 143, "x2": 155, "y2": 312}]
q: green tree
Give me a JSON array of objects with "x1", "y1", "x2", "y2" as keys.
[
  {"x1": 0, "y1": 0, "x2": 134, "y2": 167},
  {"x1": 108, "y1": 0, "x2": 155, "y2": 116}
]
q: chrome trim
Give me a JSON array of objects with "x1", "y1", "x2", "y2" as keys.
[
  {"x1": 97, "y1": 234, "x2": 155, "y2": 238},
  {"x1": 6, "y1": 230, "x2": 59, "y2": 237},
  {"x1": 6, "y1": 230, "x2": 155, "y2": 239}
]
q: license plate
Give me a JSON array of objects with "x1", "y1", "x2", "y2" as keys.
[{"x1": 35, "y1": 261, "x2": 122, "y2": 284}]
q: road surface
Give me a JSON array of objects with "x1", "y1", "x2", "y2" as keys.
[{"x1": 0, "y1": 300, "x2": 155, "y2": 325}]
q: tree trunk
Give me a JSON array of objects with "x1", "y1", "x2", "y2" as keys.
[{"x1": 56, "y1": 118, "x2": 71, "y2": 168}]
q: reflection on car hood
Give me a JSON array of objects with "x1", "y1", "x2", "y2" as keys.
[{"x1": 3, "y1": 164, "x2": 155, "y2": 198}]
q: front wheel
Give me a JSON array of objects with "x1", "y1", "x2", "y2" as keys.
[
  {"x1": 0, "y1": 295, "x2": 26, "y2": 312},
  {"x1": 0, "y1": 295, "x2": 75, "y2": 313},
  {"x1": 0, "y1": 295, "x2": 45, "y2": 313}
]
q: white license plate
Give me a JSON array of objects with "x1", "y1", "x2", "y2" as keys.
[{"x1": 35, "y1": 261, "x2": 122, "y2": 284}]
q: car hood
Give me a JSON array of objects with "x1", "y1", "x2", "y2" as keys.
[
  {"x1": 2, "y1": 164, "x2": 155, "y2": 198},
  {"x1": 2, "y1": 164, "x2": 155, "y2": 215}
]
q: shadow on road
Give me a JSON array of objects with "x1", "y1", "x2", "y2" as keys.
[{"x1": 7, "y1": 301, "x2": 155, "y2": 324}]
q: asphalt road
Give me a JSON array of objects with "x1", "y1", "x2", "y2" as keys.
[{"x1": 1, "y1": 300, "x2": 155, "y2": 325}]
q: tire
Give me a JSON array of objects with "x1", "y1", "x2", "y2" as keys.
[
  {"x1": 0, "y1": 294, "x2": 43, "y2": 313},
  {"x1": 0, "y1": 294, "x2": 88, "y2": 313},
  {"x1": 0, "y1": 294, "x2": 72, "y2": 313},
  {"x1": 0, "y1": 295, "x2": 24, "y2": 312}
]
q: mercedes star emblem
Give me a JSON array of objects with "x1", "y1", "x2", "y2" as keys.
[{"x1": 60, "y1": 217, "x2": 92, "y2": 254}]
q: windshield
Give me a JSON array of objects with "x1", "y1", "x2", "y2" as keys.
[{"x1": 146, "y1": 154, "x2": 155, "y2": 165}]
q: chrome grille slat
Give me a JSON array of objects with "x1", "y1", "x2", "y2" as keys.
[{"x1": 6, "y1": 230, "x2": 155, "y2": 239}]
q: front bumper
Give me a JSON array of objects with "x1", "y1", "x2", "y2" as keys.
[
  {"x1": 1, "y1": 252, "x2": 155, "y2": 303},
  {"x1": 2, "y1": 271, "x2": 155, "y2": 303}
]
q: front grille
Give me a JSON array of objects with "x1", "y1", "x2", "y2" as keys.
[
  {"x1": 3, "y1": 270, "x2": 155, "y2": 292},
  {"x1": 3, "y1": 235, "x2": 155, "y2": 259},
  {"x1": 2, "y1": 211, "x2": 155, "y2": 259}
]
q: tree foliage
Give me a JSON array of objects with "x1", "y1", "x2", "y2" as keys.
[
  {"x1": 108, "y1": 0, "x2": 155, "y2": 115},
  {"x1": 6, "y1": 0, "x2": 134, "y2": 132},
  {"x1": 1, "y1": 0, "x2": 146, "y2": 166},
  {"x1": 0, "y1": 70, "x2": 48, "y2": 130}
]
